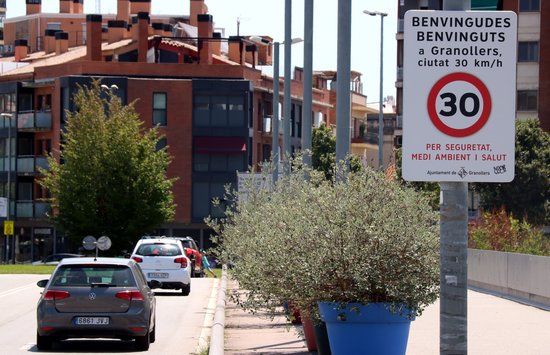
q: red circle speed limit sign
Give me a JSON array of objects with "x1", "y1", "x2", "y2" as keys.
[{"x1": 427, "y1": 72, "x2": 492, "y2": 138}]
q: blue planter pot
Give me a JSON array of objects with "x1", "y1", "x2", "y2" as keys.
[{"x1": 318, "y1": 302, "x2": 414, "y2": 355}]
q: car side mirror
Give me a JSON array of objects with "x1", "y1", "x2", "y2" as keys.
[
  {"x1": 37, "y1": 279, "x2": 49, "y2": 288},
  {"x1": 148, "y1": 280, "x2": 162, "y2": 289},
  {"x1": 123, "y1": 253, "x2": 131, "y2": 259}
]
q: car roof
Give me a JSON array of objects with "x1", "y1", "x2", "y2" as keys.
[
  {"x1": 138, "y1": 238, "x2": 181, "y2": 244},
  {"x1": 57, "y1": 257, "x2": 136, "y2": 267}
]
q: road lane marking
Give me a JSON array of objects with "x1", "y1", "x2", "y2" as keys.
[{"x1": 0, "y1": 284, "x2": 36, "y2": 298}]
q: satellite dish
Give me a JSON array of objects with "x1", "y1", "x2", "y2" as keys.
[
  {"x1": 97, "y1": 236, "x2": 112, "y2": 251},
  {"x1": 82, "y1": 235, "x2": 97, "y2": 251}
]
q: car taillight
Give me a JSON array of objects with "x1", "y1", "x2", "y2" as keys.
[
  {"x1": 174, "y1": 257, "x2": 188, "y2": 268},
  {"x1": 43, "y1": 290, "x2": 70, "y2": 300},
  {"x1": 115, "y1": 290, "x2": 144, "y2": 301},
  {"x1": 132, "y1": 256, "x2": 143, "y2": 263}
]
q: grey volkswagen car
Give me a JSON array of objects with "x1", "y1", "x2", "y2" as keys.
[{"x1": 36, "y1": 257, "x2": 160, "y2": 351}]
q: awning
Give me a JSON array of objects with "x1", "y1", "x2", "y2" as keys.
[{"x1": 194, "y1": 136, "x2": 247, "y2": 154}]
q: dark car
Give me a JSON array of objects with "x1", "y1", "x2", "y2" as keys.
[
  {"x1": 32, "y1": 253, "x2": 84, "y2": 265},
  {"x1": 36, "y1": 257, "x2": 160, "y2": 351}
]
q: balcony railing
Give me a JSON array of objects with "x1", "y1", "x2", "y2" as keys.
[
  {"x1": 16, "y1": 201, "x2": 51, "y2": 219},
  {"x1": 17, "y1": 111, "x2": 52, "y2": 131},
  {"x1": 17, "y1": 155, "x2": 49, "y2": 174}
]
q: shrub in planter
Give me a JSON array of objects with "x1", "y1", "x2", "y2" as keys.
[{"x1": 208, "y1": 164, "x2": 439, "y2": 345}]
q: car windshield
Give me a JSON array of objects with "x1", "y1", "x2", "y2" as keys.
[
  {"x1": 51, "y1": 265, "x2": 135, "y2": 287},
  {"x1": 136, "y1": 243, "x2": 181, "y2": 257}
]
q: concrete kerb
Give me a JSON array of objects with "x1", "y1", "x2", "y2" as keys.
[{"x1": 209, "y1": 265, "x2": 228, "y2": 355}]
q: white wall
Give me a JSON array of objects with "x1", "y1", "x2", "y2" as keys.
[{"x1": 468, "y1": 249, "x2": 550, "y2": 309}]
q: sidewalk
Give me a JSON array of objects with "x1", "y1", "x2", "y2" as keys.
[
  {"x1": 222, "y1": 276, "x2": 550, "y2": 354},
  {"x1": 224, "y1": 278, "x2": 314, "y2": 355}
]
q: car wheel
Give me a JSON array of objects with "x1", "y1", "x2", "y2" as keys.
[
  {"x1": 181, "y1": 283, "x2": 191, "y2": 296},
  {"x1": 150, "y1": 320, "x2": 156, "y2": 343},
  {"x1": 36, "y1": 332, "x2": 53, "y2": 350},
  {"x1": 135, "y1": 329, "x2": 150, "y2": 351}
]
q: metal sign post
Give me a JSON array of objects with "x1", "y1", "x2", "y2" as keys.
[{"x1": 402, "y1": 1, "x2": 517, "y2": 353}]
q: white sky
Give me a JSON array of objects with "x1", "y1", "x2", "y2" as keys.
[{"x1": 7, "y1": 0, "x2": 397, "y2": 103}]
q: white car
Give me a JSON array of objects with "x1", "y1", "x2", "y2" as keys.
[{"x1": 130, "y1": 238, "x2": 191, "y2": 295}]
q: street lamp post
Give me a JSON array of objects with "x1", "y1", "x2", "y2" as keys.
[
  {"x1": 271, "y1": 38, "x2": 303, "y2": 184},
  {"x1": 283, "y1": 0, "x2": 292, "y2": 176},
  {"x1": 364, "y1": 10, "x2": 387, "y2": 170},
  {"x1": 272, "y1": 42, "x2": 280, "y2": 184}
]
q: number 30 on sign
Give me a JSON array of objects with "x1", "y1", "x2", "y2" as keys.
[{"x1": 427, "y1": 72, "x2": 491, "y2": 138}]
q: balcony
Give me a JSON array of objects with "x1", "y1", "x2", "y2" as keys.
[
  {"x1": 16, "y1": 201, "x2": 51, "y2": 219},
  {"x1": 17, "y1": 111, "x2": 52, "y2": 132},
  {"x1": 17, "y1": 156, "x2": 49, "y2": 175}
]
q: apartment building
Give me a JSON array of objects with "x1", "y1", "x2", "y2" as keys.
[{"x1": 0, "y1": 0, "x2": 368, "y2": 263}]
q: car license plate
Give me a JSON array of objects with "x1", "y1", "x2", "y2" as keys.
[
  {"x1": 74, "y1": 317, "x2": 110, "y2": 325},
  {"x1": 148, "y1": 272, "x2": 168, "y2": 278}
]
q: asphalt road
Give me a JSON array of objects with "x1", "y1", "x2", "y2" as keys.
[{"x1": 0, "y1": 274, "x2": 217, "y2": 354}]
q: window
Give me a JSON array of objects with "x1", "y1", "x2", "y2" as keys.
[
  {"x1": 156, "y1": 137, "x2": 167, "y2": 151},
  {"x1": 18, "y1": 93, "x2": 33, "y2": 112},
  {"x1": 518, "y1": 42, "x2": 538, "y2": 62},
  {"x1": 517, "y1": 90, "x2": 537, "y2": 111},
  {"x1": 18, "y1": 182, "x2": 33, "y2": 200},
  {"x1": 152, "y1": 92, "x2": 167, "y2": 126},
  {"x1": 192, "y1": 182, "x2": 229, "y2": 219},
  {"x1": 193, "y1": 153, "x2": 245, "y2": 173},
  {"x1": 193, "y1": 95, "x2": 247, "y2": 127},
  {"x1": 519, "y1": 0, "x2": 539, "y2": 11},
  {"x1": 1, "y1": 137, "x2": 15, "y2": 172},
  {"x1": 38, "y1": 94, "x2": 52, "y2": 111}
]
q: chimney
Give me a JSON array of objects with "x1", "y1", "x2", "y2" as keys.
[
  {"x1": 212, "y1": 32, "x2": 221, "y2": 56},
  {"x1": 198, "y1": 14, "x2": 213, "y2": 65},
  {"x1": 108, "y1": 20, "x2": 128, "y2": 43},
  {"x1": 26, "y1": 0, "x2": 42, "y2": 15},
  {"x1": 228, "y1": 36, "x2": 245, "y2": 65},
  {"x1": 14, "y1": 39, "x2": 29, "y2": 62},
  {"x1": 117, "y1": 0, "x2": 130, "y2": 21},
  {"x1": 86, "y1": 14, "x2": 103, "y2": 61},
  {"x1": 55, "y1": 32, "x2": 69, "y2": 54},
  {"x1": 256, "y1": 37, "x2": 273, "y2": 65},
  {"x1": 245, "y1": 44, "x2": 258, "y2": 68},
  {"x1": 130, "y1": 0, "x2": 151, "y2": 15},
  {"x1": 44, "y1": 29, "x2": 60, "y2": 54},
  {"x1": 59, "y1": 0, "x2": 72, "y2": 13},
  {"x1": 190, "y1": 0, "x2": 208, "y2": 27},
  {"x1": 137, "y1": 12, "x2": 150, "y2": 63},
  {"x1": 73, "y1": 0, "x2": 84, "y2": 14},
  {"x1": 130, "y1": 16, "x2": 139, "y2": 40}
]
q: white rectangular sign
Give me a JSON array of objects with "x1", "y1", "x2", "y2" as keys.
[{"x1": 403, "y1": 11, "x2": 517, "y2": 182}]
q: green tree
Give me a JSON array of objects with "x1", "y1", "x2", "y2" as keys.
[
  {"x1": 473, "y1": 119, "x2": 550, "y2": 226},
  {"x1": 394, "y1": 148, "x2": 440, "y2": 210},
  {"x1": 311, "y1": 124, "x2": 362, "y2": 180},
  {"x1": 39, "y1": 81, "x2": 176, "y2": 254}
]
